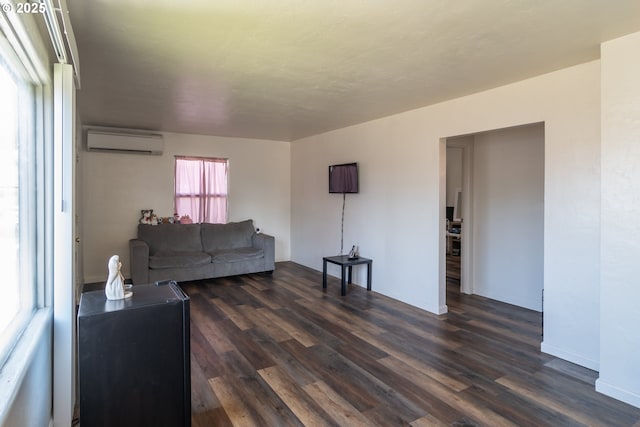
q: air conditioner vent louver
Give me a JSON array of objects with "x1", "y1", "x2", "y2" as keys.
[{"x1": 86, "y1": 129, "x2": 164, "y2": 155}]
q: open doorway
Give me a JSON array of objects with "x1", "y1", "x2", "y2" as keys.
[
  {"x1": 442, "y1": 123, "x2": 544, "y2": 312},
  {"x1": 445, "y1": 138, "x2": 471, "y2": 294}
]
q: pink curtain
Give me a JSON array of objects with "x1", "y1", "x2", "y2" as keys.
[{"x1": 175, "y1": 157, "x2": 228, "y2": 223}]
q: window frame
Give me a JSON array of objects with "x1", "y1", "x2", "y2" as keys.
[
  {"x1": 174, "y1": 156, "x2": 229, "y2": 224},
  {"x1": 0, "y1": 33, "x2": 39, "y2": 370},
  {"x1": 0, "y1": 7, "x2": 54, "y2": 425}
]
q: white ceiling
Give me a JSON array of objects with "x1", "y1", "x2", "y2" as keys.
[{"x1": 67, "y1": 0, "x2": 640, "y2": 142}]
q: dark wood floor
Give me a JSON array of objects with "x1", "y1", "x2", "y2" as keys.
[
  {"x1": 446, "y1": 254, "x2": 460, "y2": 281},
  {"x1": 181, "y1": 261, "x2": 640, "y2": 427}
]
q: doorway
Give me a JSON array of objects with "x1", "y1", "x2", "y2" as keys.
[
  {"x1": 445, "y1": 138, "x2": 472, "y2": 294},
  {"x1": 441, "y1": 123, "x2": 545, "y2": 312}
]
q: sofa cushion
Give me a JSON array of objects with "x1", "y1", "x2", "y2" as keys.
[
  {"x1": 149, "y1": 251, "x2": 211, "y2": 269},
  {"x1": 138, "y1": 224, "x2": 202, "y2": 255},
  {"x1": 210, "y1": 247, "x2": 264, "y2": 263},
  {"x1": 201, "y1": 220, "x2": 255, "y2": 252}
]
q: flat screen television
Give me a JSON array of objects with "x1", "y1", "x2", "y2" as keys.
[{"x1": 329, "y1": 162, "x2": 358, "y2": 193}]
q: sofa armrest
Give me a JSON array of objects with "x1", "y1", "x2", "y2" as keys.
[
  {"x1": 129, "y1": 239, "x2": 149, "y2": 285},
  {"x1": 252, "y1": 233, "x2": 275, "y2": 272}
]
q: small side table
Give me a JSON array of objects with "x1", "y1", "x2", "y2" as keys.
[{"x1": 322, "y1": 255, "x2": 372, "y2": 296}]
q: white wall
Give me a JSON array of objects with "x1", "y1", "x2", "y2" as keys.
[
  {"x1": 471, "y1": 124, "x2": 544, "y2": 311},
  {"x1": 81, "y1": 132, "x2": 291, "y2": 283},
  {"x1": 291, "y1": 61, "x2": 601, "y2": 369},
  {"x1": 292, "y1": 118, "x2": 441, "y2": 310},
  {"x1": 597, "y1": 31, "x2": 640, "y2": 408}
]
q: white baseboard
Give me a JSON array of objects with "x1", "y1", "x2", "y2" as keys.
[
  {"x1": 596, "y1": 378, "x2": 640, "y2": 409},
  {"x1": 540, "y1": 341, "x2": 599, "y2": 371},
  {"x1": 438, "y1": 304, "x2": 448, "y2": 315}
]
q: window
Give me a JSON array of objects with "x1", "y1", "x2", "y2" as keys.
[
  {"x1": 174, "y1": 156, "x2": 228, "y2": 223},
  {"x1": 0, "y1": 41, "x2": 37, "y2": 367}
]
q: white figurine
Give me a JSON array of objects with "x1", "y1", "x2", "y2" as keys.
[{"x1": 105, "y1": 255, "x2": 132, "y2": 300}]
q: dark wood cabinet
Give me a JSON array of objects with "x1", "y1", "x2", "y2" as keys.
[{"x1": 78, "y1": 283, "x2": 191, "y2": 427}]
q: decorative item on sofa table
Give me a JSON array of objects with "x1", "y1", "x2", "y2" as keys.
[
  {"x1": 160, "y1": 216, "x2": 174, "y2": 224},
  {"x1": 139, "y1": 209, "x2": 158, "y2": 225},
  {"x1": 105, "y1": 255, "x2": 132, "y2": 300},
  {"x1": 179, "y1": 214, "x2": 193, "y2": 224}
]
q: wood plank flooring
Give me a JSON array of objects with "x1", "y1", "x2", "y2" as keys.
[
  {"x1": 446, "y1": 254, "x2": 460, "y2": 280},
  {"x1": 181, "y1": 262, "x2": 640, "y2": 427}
]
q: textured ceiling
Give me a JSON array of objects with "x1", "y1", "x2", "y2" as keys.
[{"x1": 67, "y1": 0, "x2": 640, "y2": 141}]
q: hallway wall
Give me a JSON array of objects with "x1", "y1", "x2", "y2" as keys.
[{"x1": 472, "y1": 124, "x2": 544, "y2": 311}]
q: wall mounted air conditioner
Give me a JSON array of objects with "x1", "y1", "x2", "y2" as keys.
[{"x1": 86, "y1": 129, "x2": 164, "y2": 155}]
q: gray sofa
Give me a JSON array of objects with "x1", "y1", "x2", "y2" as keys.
[{"x1": 129, "y1": 219, "x2": 275, "y2": 285}]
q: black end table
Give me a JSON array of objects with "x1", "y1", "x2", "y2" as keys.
[{"x1": 322, "y1": 255, "x2": 372, "y2": 296}]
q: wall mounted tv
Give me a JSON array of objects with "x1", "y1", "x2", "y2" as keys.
[{"x1": 329, "y1": 162, "x2": 359, "y2": 193}]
